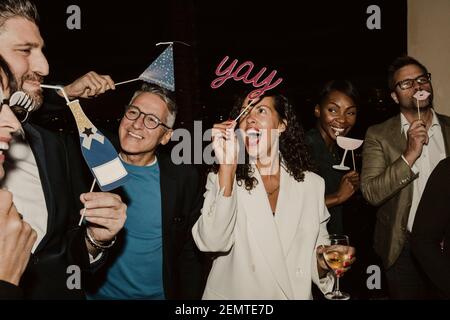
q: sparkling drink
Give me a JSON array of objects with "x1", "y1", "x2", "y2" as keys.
[
  {"x1": 323, "y1": 249, "x2": 346, "y2": 270},
  {"x1": 323, "y1": 234, "x2": 351, "y2": 300}
]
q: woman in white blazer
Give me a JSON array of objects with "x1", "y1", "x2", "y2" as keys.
[{"x1": 193, "y1": 91, "x2": 355, "y2": 300}]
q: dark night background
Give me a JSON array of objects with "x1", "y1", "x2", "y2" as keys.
[{"x1": 32, "y1": 0, "x2": 406, "y2": 138}]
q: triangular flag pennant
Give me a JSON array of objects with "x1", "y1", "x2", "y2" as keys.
[
  {"x1": 139, "y1": 44, "x2": 175, "y2": 91},
  {"x1": 67, "y1": 100, "x2": 129, "y2": 191}
]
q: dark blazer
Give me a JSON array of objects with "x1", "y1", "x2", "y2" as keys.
[
  {"x1": 411, "y1": 157, "x2": 450, "y2": 299},
  {"x1": 87, "y1": 152, "x2": 207, "y2": 299},
  {"x1": 0, "y1": 281, "x2": 23, "y2": 300},
  {"x1": 0, "y1": 123, "x2": 92, "y2": 299},
  {"x1": 361, "y1": 112, "x2": 450, "y2": 269},
  {"x1": 159, "y1": 153, "x2": 207, "y2": 299}
]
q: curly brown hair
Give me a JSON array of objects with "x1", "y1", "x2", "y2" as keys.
[{"x1": 213, "y1": 91, "x2": 313, "y2": 191}]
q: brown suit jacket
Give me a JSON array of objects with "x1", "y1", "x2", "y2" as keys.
[{"x1": 361, "y1": 111, "x2": 450, "y2": 269}]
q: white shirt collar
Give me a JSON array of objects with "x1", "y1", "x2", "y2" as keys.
[
  {"x1": 400, "y1": 109, "x2": 440, "y2": 135},
  {"x1": 119, "y1": 153, "x2": 157, "y2": 167}
]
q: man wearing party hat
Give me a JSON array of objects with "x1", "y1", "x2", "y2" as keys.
[
  {"x1": 361, "y1": 56, "x2": 450, "y2": 299},
  {"x1": 0, "y1": 0, "x2": 126, "y2": 299},
  {"x1": 86, "y1": 45, "x2": 206, "y2": 300}
]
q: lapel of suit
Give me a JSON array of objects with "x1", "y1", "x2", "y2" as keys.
[
  {"x1": 241, "y1": 165, "x2": 294, "y2": 299},
  {"x1": 390, "y1": 114, "x2": 414, "y2": 218},
  {"x1": 389, "y1": 114, "x2": 407, "y2": 155},
  {"x1": 157, "y1": 154, "x2": 177, "y2": 243},
  {"x1": 24, "y1": 124, "x2": 55, "y2": 252},
  {"x1": 157, "y1": 154, "x2": 177, "y2": 270},
  {"x1": 437, "y1": 113, "x2": 450, "y2": 156},
  {"x1": 391, "y1": 113, "x2": 413, "y2": 169},
  {"x1": 273, "y1": 164, "x2": 304, "y2": 257}
]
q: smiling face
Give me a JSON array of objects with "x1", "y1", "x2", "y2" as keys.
[
  {"x1": 0, "y1": 17, "x2": 49, "y2": 109},
  {"x1": 0, "y1": 67, "x2": 20, "y2": 178},
  {"x1": 118, "y1": 92, "x2": 172, "y2": 166},
  {"x1": 314, "y1": 90, "x2": 357, "y2": 147},
  {"x1": 0, "y1": 80, "x2": 21, "y2": 178},
  {"x1": 390, "y1": 64, "x2": 433, "y2": 113},
  {"x1": 238, "y1": 96, "x2": 286, "y2": 163},
  {"x1": 0, "y1": 104, "x2": 21, "y2": 179}
]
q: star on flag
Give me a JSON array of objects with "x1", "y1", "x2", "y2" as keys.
[{"x1": 81, "y1": 126, "x2": 105, "y2": 150}]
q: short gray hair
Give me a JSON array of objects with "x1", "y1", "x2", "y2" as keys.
[
  {"x1": 0, "y1": 0, "x2": 39, "y2": 31},
  {"x1": 130, "y1": 83, "x2": 177, "y2": 128}
]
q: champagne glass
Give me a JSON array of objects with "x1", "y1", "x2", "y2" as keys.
[
  {"x1": 323, "y1": 234, "x2": 350, "y2": 300},
  {"x1": 332, "y1": 136, "x2": 364, "y2": 171},
  {"x1": 332, "y1": 149, "x2": 350, "y2": 171}
]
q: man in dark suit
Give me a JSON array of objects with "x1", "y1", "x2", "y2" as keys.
[
  {"x1": 86, "y1": 83, "x2": 206, "y2": 299},
  {"x1": 411, "y1": 156, "x2": 450, "y2": 299},
  {"x1": 0, "y1": 0, "x2": 127, "y2": 299},
  {"x1": 361, "y1": 56, "x2": 450, "y2": 299}
]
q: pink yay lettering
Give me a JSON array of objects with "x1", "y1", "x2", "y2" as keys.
[{"x1": 210, "y1": 56, "x2": 283, "y2": 100}]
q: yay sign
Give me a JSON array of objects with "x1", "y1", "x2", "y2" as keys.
[{"x1": 211, "y1": 56, "x2": 283, "y2": 99}]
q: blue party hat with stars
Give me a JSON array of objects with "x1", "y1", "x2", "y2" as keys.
[{"x1": 138, "y1": 44, "x2": 175, "y2": 91}]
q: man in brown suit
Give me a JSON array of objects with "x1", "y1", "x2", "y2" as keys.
[{"x1": 361, "y1": 56, "x2": 450, "y2": 299}]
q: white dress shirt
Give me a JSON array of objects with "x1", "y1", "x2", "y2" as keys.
[
  {"x1": 400, "y1": 110, "x2": 446, "y2": 232},
  {"x1": 2, "y1": 133, "x2": 48, "y2": 253},
  {"x1": 2, "y1": 132, "x2": 100, "y2": 262}
]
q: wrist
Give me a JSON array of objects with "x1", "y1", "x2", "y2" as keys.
[
  {"x1": 318, "y1": 267, "x2": 329, "y2": 279},
  {"x1": 218, "y1": 165, "x2": 236, "y2": 197},
  {"x1": 325, "y1": 193, "x2": 340, "y2": 208},
  {"x1": 333, "y1": 192, "x2": 343, "y2": 205},
  {"x1": 219, "y1": 164, "x2": 237, "y2": 174},
  {"x1": 0, "y1": 274, "x2": 20, "y2": 287},
  {"x1": 85, "y1": 229, "x2": 116, "y2": 251},
  {"x1": 317, "y1": 258, "x2": 330, "y2": 279},
  {"x1": 402, "y1": 152, "x2": 417, "y2": 167}
]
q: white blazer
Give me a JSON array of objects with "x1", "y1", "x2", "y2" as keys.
[{"x1": 192, "y1": 165, "x2": 334, "y2": 300}]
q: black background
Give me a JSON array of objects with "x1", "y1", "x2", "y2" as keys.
[{"x1": 33, "y1": 0, "x2": 406, "y2": 135}]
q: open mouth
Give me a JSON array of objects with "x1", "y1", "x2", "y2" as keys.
[
  {"x1": 128, "y1": 131, "x2": 143, "y2": 140},
  {"x1": 0, "y1": 141, "x2": 9, "y2": 160},
  {"x1": 246, "y1": 129, "x2": 261, "y2": 145},
  {"x1": 0, "y1": 141, "x2": 9, "y2": 151},
  {"x1": 331, "y1": 126, "x2": 345, "y2": 136}
]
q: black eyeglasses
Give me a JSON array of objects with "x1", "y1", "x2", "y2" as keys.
[
  {"x1": 0, "y1": 102, "x2": 29, "y2": 123},
  {"x1": 10, "y1": 105, "x2": 30, "y2": 123},
  {"x1": 124, "y1": 105, "x2": 171, "y2": 130},
  {"x1": 395, "y1": 73, "x2": 431, "y2": 90},
  {"x1": 0, "y1": 91, "x2": 34, "y2": 123}
]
